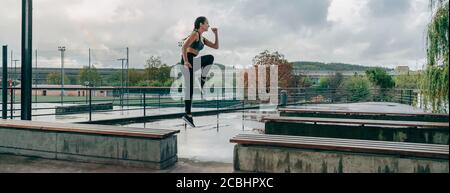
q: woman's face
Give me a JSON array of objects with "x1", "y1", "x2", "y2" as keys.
[{"x1": 200, "y1": 19, "x2": 210, "y2": 31}]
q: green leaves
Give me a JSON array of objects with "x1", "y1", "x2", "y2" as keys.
[
  {"x1": 365, "y1": 68, "x2": 395, "y2": 89},
  {"x1": 343, "y1": 75, "x2": 371, "y2": 102},
  {"x1": 395, "y1": 74, "x2": 421, "y2": 89},
  {"x1": 79, "y1": 65, "x2": 102, "y2": 86},
  {"x1": 46, "y1": 72, "x2": 70, "y2": 85},
  {"x1": 421, "y1": 1, "x2": 449, "y2": 113}
]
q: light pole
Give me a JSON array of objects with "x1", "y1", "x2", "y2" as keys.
[
  {"x1": 58, "y1": 46, "x2": 66, "y2": 105},
  {"x1": 117, "y1": 58, "x2": 126, "y2": 110},
  {"x1": 88, "y1": 48, "x2": 91, "y2": 69},
  {"x1": 34, "y1": 49, "x2": 37, "y2": 105},
  {"x1": 126, "y1": 47, "x2": 129, "y2": 107}
]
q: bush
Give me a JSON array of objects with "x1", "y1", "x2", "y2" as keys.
[{"x1": 343, "y1": 76, "x2": 372, "y2": 102}]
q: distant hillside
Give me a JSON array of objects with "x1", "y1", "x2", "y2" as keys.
[{"x1": 292, "y1": 61, "x2": 393, "y2": 71}]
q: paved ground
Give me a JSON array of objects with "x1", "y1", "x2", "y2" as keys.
[{"x1": 0, "y1": 154, "x2": 233, "y2": 173}]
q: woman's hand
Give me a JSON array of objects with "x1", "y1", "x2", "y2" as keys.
[
  {"x1": 212, "y1": 28, "x2": 218, "y2": 34},
  {"x1": 205, "y1": 28, "x2": 219, "y2": 49},
  {"x1": 184, "y1": 61, "x2": 193, "y2": 69}
]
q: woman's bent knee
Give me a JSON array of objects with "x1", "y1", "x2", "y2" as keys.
[{"x1": 205, "y1": 55, "x2": 214, "y2": 64}]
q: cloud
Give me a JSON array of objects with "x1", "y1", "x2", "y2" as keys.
[
  {"x1": 368, "y1": 0, "x2": 412, "y2": 17},
  {"x1": 0, "y1": 0, "x2": 431, "y2": 70},
  {"x1": 236, "y1": 0, "x2": 331, "y2": 29}
]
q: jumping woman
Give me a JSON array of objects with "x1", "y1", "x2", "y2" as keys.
[{"x1": 181, "y1": 16, "x2": 219, "y2": 127}]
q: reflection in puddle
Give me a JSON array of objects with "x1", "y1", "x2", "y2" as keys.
[{"x1": 125, "y1": 111, "x2": 266, "y2": 164}]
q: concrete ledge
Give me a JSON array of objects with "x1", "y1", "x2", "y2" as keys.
[
  {"x1": 264, "y1": 117, "x2": 449, "y2": 144},
  {"x1": 55, "y1": 103, "x2": 113, "y2": 115},
  {"x1": 233, "y1": 145, "x2": 449, "y2": 173},
  {"x1": 279, "y1": 108, "x2": 449, "y2": 122},
  {"x1": 231, "y1": 134, "x2": 449, "y2": 173},
  {"x1": 0, "y1": 120, "x2": 179, "y2": 170}
]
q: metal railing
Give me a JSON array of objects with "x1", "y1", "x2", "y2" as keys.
[
  {"x1": 0, "y1": 86, "x2": 420, "y2": 122},
  {"x1": 281, "y1": 88, "x2": 418, "y2": 106}
]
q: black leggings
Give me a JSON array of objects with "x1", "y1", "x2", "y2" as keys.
[{"x1": 181, "y1": 53, "x2": 214, "y2": 114}]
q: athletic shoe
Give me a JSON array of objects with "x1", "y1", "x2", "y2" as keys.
[{"x1": 182, "y1": 114, "x2": 196, "y2": 128}]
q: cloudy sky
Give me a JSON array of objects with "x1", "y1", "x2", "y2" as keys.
[{"x1": 0, "y1": 0, "x2": 432, "y2": 70}]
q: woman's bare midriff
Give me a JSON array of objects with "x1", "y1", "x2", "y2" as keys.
[{"x1": 187, "y1": 47, "x2": 199, "y2": 56}]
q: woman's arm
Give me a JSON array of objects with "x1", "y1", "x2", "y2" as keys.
[
  {"x1": 182, "y1": 32, "x2": 198, "y2": 68},
  {"x1": 204, "y1": 28, "x2": 219, "y2": 49}
]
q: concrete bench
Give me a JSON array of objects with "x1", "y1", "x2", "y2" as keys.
[
  {"x1": 55, "y1": 102, "x2": 114, "y2": 115},
  {"x1": 0, "y1": 119, "x2": 179, "y2": 169},
  {"x1": 230, "y1": 134, "x2": 449, "y2": 173},
  {"x1": 279, "y1": 108, "x2": 449, "y2": 122},
  {"x1": 263, "y1": 116, "x2": 449, "y2": 144}
]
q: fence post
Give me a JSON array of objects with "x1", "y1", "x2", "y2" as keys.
[
  {"x1": 217, "y1": 91, "x2": 219, "y2": 130},
  {"x1": 400, "y1": 89, "x2": 403, "y2": 104},
  {"x1": 89, "y1": 86, "x2": 92, "y2": 122},
  {"x1": 280, "y1": 90, "x2": 288, "y2": 107},
  {"x1": 143, "y1": 92, "x2": 146, "y2": 117},
  {"x1": 409, "y1": 90, "x2": 413, "y2": 106},
  {"x1": 242, "y1": 97, "x2": 245, "y2": 131},
  {"x1": 10, "y1": 87, "x2": 13, "y2": 119},
  {"x1": 180, "y1": 97, "x2": 183, "y2": 114},
  {"x1": 120, "y1": 86, "x2": 123, "y2": 111}
]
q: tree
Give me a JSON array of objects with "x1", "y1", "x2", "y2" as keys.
[
  {"x1": 251, "y1": 50, "x2": 296, "y2": 89},
  {"x1": 299, "y1": 76, "x2": 313, "y2": 88},
  {"x1": 46, "y1": 72, "x2": 69, "y2": 85},
  {"x1": 343, "y1": 75, "x2": 372, "y2": 102},
  {"x1": 318, "y1": 77, "x2": 330, "y2": 89},
  {"x1": 317, "y1": 73, "x2": 344, "y2": 90},
  {"x1": 421, "y1": 0, "x2": 449, "y2": 113},
  {"x1": 106, "y1": 71, "x2": 123, "y2": 87},
  {"x1": 366, "y1": 68, "x2": 395, "y2": 101},
  {"x1": 365, "y1": 68, "x2": 395, "y2": 89},
  {"x1": 316, "y1": 73, "x2": 345, "y2": 102},
  {"x1": 395, "y1": 74, "x2": 421, "y2": 89},
  {"x1": 146, "y1": 56, "x2": 163, "y2": 68},
  {"x1": 329, "y1": 73, "x2": 344, "y2": 90},
  {"x1": 127, "y1": 69, "x2": 145, "y2": 86},
  {"x1": 292, "y1": 61, "x2": 392, "y2": 71},
  {"x1": 67, "y1": 75, "x2": 79, "y2": 85},
  {"x1": 317, "y1": 73, "x2": 345, "y2": 102},
  {"x1": 142, "y1": 56, "x2": 173, "y2": 87},
  {"x1": 79, "y1": 65, "x2": 102, "y2": 86}
]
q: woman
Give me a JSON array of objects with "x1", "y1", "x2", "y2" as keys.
[{"x1": 181, "y1": 16, "x2": 219, "y2": 127}]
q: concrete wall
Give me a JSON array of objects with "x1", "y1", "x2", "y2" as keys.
[
  {"x1": 55, "y1": 103, "x2": 113, "y2": 115},
  {"x1": 265, "y1": 122, "x2": 449, "y2": 145},
  {"x1": 280, "y1": 112, "x2": 449, "y2": 122},
  {"x1": 0, "y1": 127, "x2": 178, "y2": 169},
  {"x1": 234, "y1": 145, "x2": 449, "y2": 173}
]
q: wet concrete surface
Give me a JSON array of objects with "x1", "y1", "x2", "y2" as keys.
[{"x1": 1, "y1": 102, "x2": 430, "y2": 172}]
